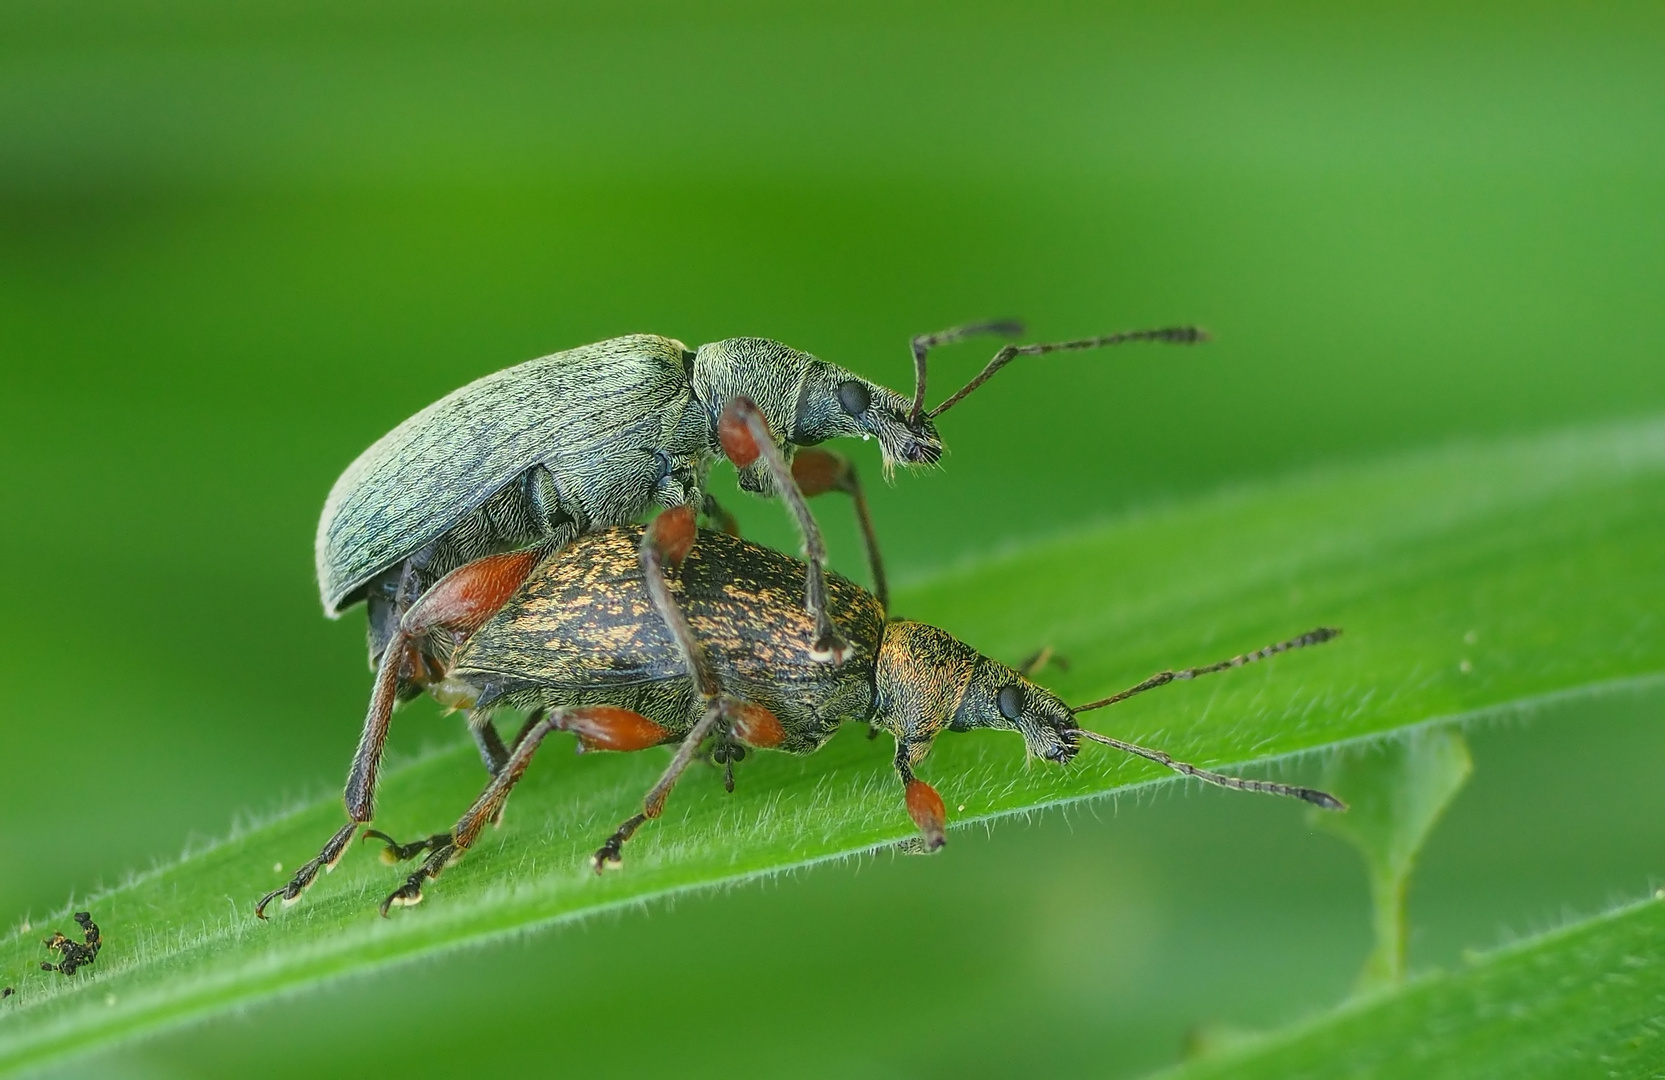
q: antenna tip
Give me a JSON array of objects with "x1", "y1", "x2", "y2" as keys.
[{"x1": 1302, "y1": 789, "x2": 1347, "y2": 811}]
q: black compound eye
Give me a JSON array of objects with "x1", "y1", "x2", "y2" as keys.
[
  {"x1": 997, "y1": 684, "x2": 1024, "y2": 721},
  {"x1": 836, "y1": 379, "x2": 871, "y2": 417}
]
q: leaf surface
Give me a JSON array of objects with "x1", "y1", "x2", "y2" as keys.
[
  {"x1": 1160, "y1": 895, "x2": 1665, "y2": 1080},
  {"x1": 2, "y1": 419, "x2": 1662, "y2": 1074}
]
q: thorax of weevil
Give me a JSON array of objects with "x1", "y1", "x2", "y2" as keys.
[
  {"x1": 688, "y1": 339, "x2": 816, "y2": 492},
  {"x1": 542, "y1": 343, "x2": 715, "y2": 524},
  {"x1": 870, "y1": 621, "x2": 984, "y2": 745},
  {"x1": 449, "y1": 528, "x2": 886, "y2": 753}
]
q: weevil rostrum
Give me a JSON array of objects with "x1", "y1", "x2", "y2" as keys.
[
  {"x1": 261, "y1": 321, "x2": 1209, "y2": 916},
  {"x1": 326, "y1": 513, "x2": 1343, "y2": 917}
]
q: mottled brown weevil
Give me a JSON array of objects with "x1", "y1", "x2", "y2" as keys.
[
  {"x1": 39, "y1": 912, "x2": 101, "y2": 975},
  {"x1": 262, "y1": 321, "x2": 1207, "y2": 916},
  {"x1": 350, "y1": 513, "x2": 1341, "y2": 916}
]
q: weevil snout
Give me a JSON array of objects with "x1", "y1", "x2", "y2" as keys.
[
  {"x1": 788, "y1": 363, "x2": 946, "y2": 471},
  {"x1": 867, "y1": 405, "x2": 943, "y2": 470},
  {"x1": 1030, "y1": 720, "x2": 1080, "y2": 765},
  {"x1": 980, "y1": 675, "x2": 1080, "y2": 764},
  {"x1": 1041, "y1": 732, "x2": 1081, "y2": 765},
  {"x1": 896, "y1": 420, "x2": 944, "y2": 466}
]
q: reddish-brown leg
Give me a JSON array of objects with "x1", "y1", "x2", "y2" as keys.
[
  {"x1": 791, "y1": 447, "x2": 889, "y2": 614},
  {"x1": 709, "y1": 698, "x2": 786, "y2": 792},
  {"x1": 379, "y1": 705, "x2": 672, "y2": 914},
  {"x1": 893, "y1": 741, "x2": 948, "y2": 852},
  {"x1": 591, "y1": 699, "x2": 730, "y2": 873},
  {"x1": 582, "y1": 514, "x2": 789, "y2": 869},
  {"x1": 640, "y1": 505, "x2": 717, "y2": 700},
  {"x1": 718, "y1": 397, "x2": 849, "y2": 662},
  {"x1": 256, "y1": 548, "x2": 544, "y2": 919}
]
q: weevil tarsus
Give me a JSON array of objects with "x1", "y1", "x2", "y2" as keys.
[
  {"x1": 255, "y1": 822, "x2": 358, "y2": 917},
  {"x1": 362, "y1": 829, "x2": 453, "y2": 865},
  {"x1": 256, "y1": 550, "x2": 555, "y2": 919},
  {"x1": 592, "y1": 698, "x2": 731, "y2": 873},
  {"x1": 376, "y1": 704, "x2": 674, "y2": 913}
]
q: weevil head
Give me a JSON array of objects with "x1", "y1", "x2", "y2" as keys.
[
  {"x1": 873, "y1": 621, "x2": 1079, "y2": 764},
  {"x1": 791, "y1": 361, "x2": 944, "y2": 471},
  {"x1": 952, "y1": 657, "x2": 1080, "y2": 765},
  {"x1": 692, "y1": 338, "x2": 944, "y2": 487}
]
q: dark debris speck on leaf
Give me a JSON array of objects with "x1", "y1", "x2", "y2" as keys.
[{"x1": 40, "y1": 912, "x2": 101, "y2": 976}]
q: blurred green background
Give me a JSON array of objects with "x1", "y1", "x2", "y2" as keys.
[{"x1": 3, "y1": 1, "x2": 1663, "y2": 1076}]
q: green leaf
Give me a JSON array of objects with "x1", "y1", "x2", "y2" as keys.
[
  {"x1": 1311, "y1": 727, "x2": 1474, "y2": 991},
  {"x1": 3, "y1": 418, "x2": 1663, "y2": 1074},
  {"x1": 1160, "y1": 894, "x2": 1665, "y2": 1079}
]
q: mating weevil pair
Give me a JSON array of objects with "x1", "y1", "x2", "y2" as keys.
[{"x1": 258, "y1": 320, "x2": 1338, "y2": 918}]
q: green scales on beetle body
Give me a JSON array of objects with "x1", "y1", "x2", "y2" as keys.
[
  {"x1": 260, "y1": 320, "x2": 1210, "y2": 917},
  {"x1": 352, "y1": 524, "x2": 1344, "y2": 916}
]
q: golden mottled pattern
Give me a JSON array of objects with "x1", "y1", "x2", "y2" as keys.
[
  {"x1": 452, "y1": 528, "x2": 886, "y2": 753},
  {"x1": 870, "y1": 621, "x2": 984, "y2": 759}
]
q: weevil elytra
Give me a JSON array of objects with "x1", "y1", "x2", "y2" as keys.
[
  {"x1": 39, "y1": 912, "x2": 101, "y2": 975},
  {"x1": 261, "y1": 321, "x2": 1207, "y2": 916},
  {"x1": 346, "y1": 517, "x2": 1341, "y2": 916}
]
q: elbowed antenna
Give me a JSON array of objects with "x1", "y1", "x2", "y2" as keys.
[
  {"x1": 1072, "y1": 626, "x2": 1340, "y2": 714},
  {"x1": 908, "y1": 319, "x2": 1025, "y2": 427},
  {"x1": 1067, "y1": 626, "x2": 1346, "y2": 810},
  {"x1": 920, "y1": 324, "x2": 1212, "y2": 423},
  {"x1": 1072, "y1": 729, "x2": 1345, "y2": 810}
]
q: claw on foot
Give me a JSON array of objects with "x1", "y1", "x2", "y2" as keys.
[
  {"x1": 254, "y1": 890, "x2": 283, "y2": 920},
  {"x1": 379, "y1": 881, "x2": 425, "y2": 918},
  {"x1": 362, "y1": 829, "x2": 448, "y2": 864},
  {"x1": 255, "y1": 822, "x2": 359, "y2": 919},
  {"x1": 255, "y1": 882, "x2": 307, "y2": 919},
  {"x1": 591, "y1": 843, "x2": 624, "y2": 874}
]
